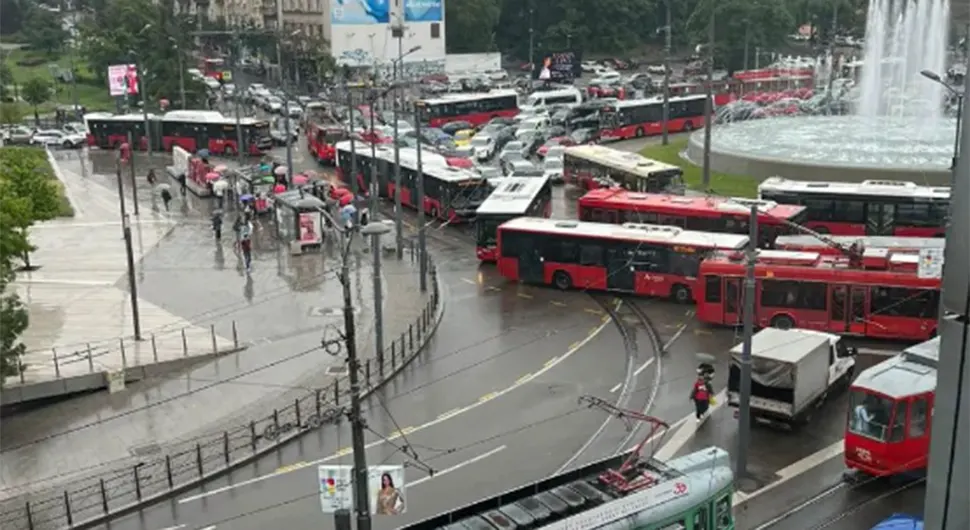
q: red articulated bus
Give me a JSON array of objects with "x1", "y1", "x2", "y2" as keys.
[
  {"x1": 160, "y1": 111, "x2": 272, "y2": 156},
  {"x1": 578, "y1": 190, "x2": 807, "y2": 247},
  {"x1": 475, "y1": 175, "x2": 553, "y2": 262},
  {"x1": 85, "y1": 113, "x2": 158, "y2": 150},
  {"x1": 306, "y1": 122, "x2": 348, "y2": 165},
  {"x1": 563, "y1": 144, "x2": 685, "y2": 193},
  {"x1": 696, "y1": 249, "x2": 940, "y2": 341},
  {"x1": 775, "y1": 235, "x2": 945, "y2": 255},
  {"x1": 496, "y1": 218, "x2": 748, "y2": 302},
  {"x1": 759, "y1": 177, "x2": 950, "y2": 237},
  {"x1": 335, "y1": 141, "x2": 490, "y2": 223},
  {"x1": 598, "y1": 95, "x2": 709, "y2": 141},
  {"x1": 419, "y1": 90, "x2": 519, "y2": 128},
  {"x1": 845, "y1": 336, "x2": 937, "y2": 478}
]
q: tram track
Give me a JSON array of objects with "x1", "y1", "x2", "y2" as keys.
[{"x1": 613, "y1": 297, "x2": 666, "y2": 455}]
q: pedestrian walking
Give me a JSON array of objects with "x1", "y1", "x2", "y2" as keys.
[
  {"x1": 177, "y1": 171, "x2": 187, "y2": 197},
  {"x1": 160, "y1": 187, "x2": 173, "y2": 211},
  {"x1": 213, "y1": 178, "x2": 229, "y2": 209},
  {"x1": 146, "y1": 169, "x2": 157, "y2": 186},
  {"x1": 690, "y1": 370, "x2": 715, "y2": 423},
  {"x1": 240, "y1": 230, "x2": 253, "y2": 273},
  {"x1": 212, "y1": 210, "x2": 223, "y2": 241},
  {"x1": 232, "y1": 215, "x2": 244, "y2": 249}
]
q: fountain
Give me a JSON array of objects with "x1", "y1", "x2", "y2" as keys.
[{"x1": 687, "y1": 0, "x2": 956, "y2": 185}]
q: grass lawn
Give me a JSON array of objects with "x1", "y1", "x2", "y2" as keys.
[
  {"x1": 639, "y1": 139, "x2": 761, "y2": 198},
  {"x1": 0, "y1": 146, "x2": 75, "y2": 217},
  {"x1": 2, "y1": 47, "x2": 115, "y2": 116}
]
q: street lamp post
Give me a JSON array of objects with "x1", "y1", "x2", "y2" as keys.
[
  {"x1": 660, "y1": 1, "x2": 672, "y2": 146},
  {"x1": 169, "y1": 37, "x2": 187, "y2": 109},
  {"x1": 701, "y1": 7, "x2": 715, "y2": 189},
  {"x1": 921, "y1": 69, "x2": 964, "y2": 170},
  {"x1": 280, "y1": 30, "x2": 301, "y2": 186},
  {"x1": 391, "y1": 45, "x2": 421, "y2": 259},
  {"x1": 134, "y1": 24, "x2": 153, "y2": 157}
]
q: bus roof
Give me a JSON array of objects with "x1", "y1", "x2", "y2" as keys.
[
  {"x1": 335, "y1": 141, "x2": 450, "y2": 169},
  {"x1": 853, "y1": 337, "x2": 939, "y2": 399},
  {"x1": 775, "y1": 235, "x2": 945, "y2": 252},
  {"x1": 422, "y1": 163, "x2": 485, "y2": 183},
  {"x1": 419, "y1": 89, "x2": 519, "y2": 106},
  {"x1": 85, "y1": 113, "x2": 161, "y2": 122},
  {"x1": 476, "y1": 176, "x2": 551, "y2": 216},
  {"x1": 579, "y1": 189, "x2": 806, "y2": 220},
  {"x1": 759, "y1": 177, "x2": 950, "y2": 200},
  {"x1": 501, "y1": 218, "x2": 748, "y2": 249},
  {"x1": 161, "y1": 110, "x2": 266, "y2": 126},
  {"x1": 614, "y1": 94, "x2": 708, "y2": 108},
  {"x1": 705, "y1": 249, "x2": 939, "y2": 281},
  {"x1": 564, "y1": 144, "x2": 681, "y2": 177}
]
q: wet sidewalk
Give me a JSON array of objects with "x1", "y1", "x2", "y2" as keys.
[{"x1": 0, "y1": 149, "x2": 434, "y2": 503}]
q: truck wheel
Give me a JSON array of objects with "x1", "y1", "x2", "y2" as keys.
[
  {"x1": 771, "y1": 315, "x2": 795, "y2": 330},
  {"x1": 553, "y1": 271, "x2": 573, "y2": 290}
]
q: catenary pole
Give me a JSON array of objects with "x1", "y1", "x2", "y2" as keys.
[
  {"x1": 736, "y1": 205, "x2": 757, "y2": 479},
  {"x1": 661, "y1": 1, "x2": 671, "y2": 146},
  {"x1": 414, "y1": 103, "x2": 428, "y2": 293},
  {"x1": 115, "y1": 161, "x2": 141, "y2": 340},
  {"x1": 135, "y1": 62, "x2": 152, "y2": 157},
  {"x1": 126, "y1": 131, "x2": 140, "y2": 215},
  {"x1": 232, "y1": 32, "x2": 245, "y2": 168},
  {"x1": 339, "y1": 234, "x2": 372, "y2": 530},
  {"x1": 368, "y1": 92, "x2": 385, "y2": 361},
  {"x1": 348, "y1": 88, "x2": 359, "y2": 199},
  {"x1": 701, "y1": 6, "x2": 714, "y2": 189},
  {"x1": 393, "y1": 35, "x2": 404, "y2": 259}
]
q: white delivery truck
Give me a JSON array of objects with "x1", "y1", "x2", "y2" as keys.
[{"x1": 727, "y1": 328, "x2": 856, "y2": 427}]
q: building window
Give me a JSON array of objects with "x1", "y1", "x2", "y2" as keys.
[{"x1": 431, "y1": 23, "x2": 440, "y2": 39}]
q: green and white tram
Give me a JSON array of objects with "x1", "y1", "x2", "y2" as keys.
[{"x1": 399, "y1": 446, "x2": 734, "y2": 530}]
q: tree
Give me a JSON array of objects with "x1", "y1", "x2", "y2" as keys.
[
  {"x1": 24, "y1": 8, "x2": 68, "y2": 56},
  {"x1": 445, "y1": 0, "x2": 501, "y2": 53},
  {"x1": 0, "y1": 103, "x2": 25, "y2": 125},
  {"x1": 686, "y1": 0, "x2": 795, "y2": 72},
  {"x1": 0, "y1": 0, "x2": 33, "y2": 37},
  {"x1": 0, "y1": 61, "x2": 13, "y2": 100},
  {"x1": 20, "y1": 77, "x2": 50, "y2": 126}
]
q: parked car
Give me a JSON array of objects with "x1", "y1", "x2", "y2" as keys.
[
  {"x1": 543, "y1": 156, "x2": 564, "y2": 183},
  {"x1": 544, "y1": 145, "x2": 566, "y2": 162},
  {"x1": 475, "y1": 165, "x2": 503, "y2": 185},
  {"x1": 570, "y1": 128, "x2": 600, "y2": 144},
  {"x1": 30, "y1": 129, "x2": 85, "y2": 148},
  {"x1": 537, "y1": 137, "x2": 576, "y2": 159},
  {"x1": 441, "y1": 121, "x2": 475, "y2": 136},
  {"x1": 507, "y1": 159, "x2": 543, "y2": 177},
  {"x1": 3, "y1": 126, "x2": 34, "y2": 145},
  {"x1": 470, "y1": 134, "x2": 496, "y2": 161},
  {"x1": 499, "y1": 141, "x2": 527, "y2": 173}
]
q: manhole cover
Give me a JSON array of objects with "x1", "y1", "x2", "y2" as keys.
[
  {"x1": 129, "y1": 443, "x2": 161, "y2": 457},
  {"x1": 309, "y1": 306, "x2": 361, "y2": 317},
  {"x1": 326, "y1": 365, "x2": 349, "y2": 376}
]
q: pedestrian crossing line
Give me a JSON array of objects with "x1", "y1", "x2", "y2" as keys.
[
  {"x1": 549, "y1": 300, "x2": 568, "y2": 307},
  {"x1": 584, "y1": 308, "x2": 604, "y2": 315},
  {"x1": 460, "y1": 278, "x2": 477, "y2": 285},
  {"x1": 516, "y1": 292, "x2": 534, "y2": 299}
]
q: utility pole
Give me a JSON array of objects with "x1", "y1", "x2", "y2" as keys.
[
  {"x1": 176, "y1": 42, "x2": 187, "y2": 109},
  {"x1": 392, "y1": 32, "x2": 404, "y2": 260},
  {"x1": 528, "y1": 6, "x2": 535, "y2": 71},
  {"x1": 115, "y1": 162, "x2": 142, "y2": 340},
  {"x1": 367, "y1": 91, "x2": 385, "y2": 361},
  {"x1": 414, "y1": 103, "x2": 428, "y2": 293},
  {"x1": 661, "y1": 1, "x2": 672, "y2": 146},
  {"x1": 69, "y1": 8, "x2": 80, "y2": 118},
  {"x1": 347, "y1": 88, "x2": 359, "y2": 198},
  {"x1": 701, "y1": 6, "x2": 714, "y2": 189},
  {"x1": 231, "y1": 32, "x2": 245, "y2": 168},
  {"x1": 736, "y1": 205, "x2": 757, "y2": 479},
  {"x1": 126, "y1": 131, "x2": 140, "y2": 215}
]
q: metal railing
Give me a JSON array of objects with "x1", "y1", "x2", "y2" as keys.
[{"x1": 0, "y1": 254, "x2": 441, "y2": 530}]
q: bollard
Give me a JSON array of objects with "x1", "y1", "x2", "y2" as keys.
[
  {"x1": 151, "y1": 334, "x2": 158, "y2": 362},
  {"x1": 181, "y1": 328, "x2": 188, "y2": 356},
  {"x1": 400, "y1": 335, "x2": 406, "y2": 361},
  {"x1": 52, "y1": 348, "x2": 60, "y2": 378},
  {"x1": 223, "y1": 431, "x2": 230, "y2": 464},
  {"x1": 119, "y1": 338, "x2": 127, "y2": 369},
  {"x1": 18, "y1": 360, "x2": 25, "y2": 384},
  {"x1": 392, "y1": 341, "x2": 397, "y2": 369},
  {"x1": 409, "y1": 325, "x2": 414, "y2": 351},
  {"x1": 64, "y1": 490, "x2": 73, "y2": 526},
  {"x1": 334, "y1": 379, "x2": 340, "y2": 405},
  {"x1": 87, "y1": 343, "x2": 94, "y2": 372},
  {"x1": 195, "y1": 443, "x2": 204, "y2": 476},
  {"x1": 365, "y1": 359, "x2": 370, "y2": 384},
  {"x1": 24, "y1": 501, "x2": 33, "y2": 529},
  {"x1": 134, "y1": 465, "x2": 142, "y2": 501},
  {"x1": 273, "y1": 409, "x2": 280, "y2": 430},
  {"x1": 417, "y1": 317, "x2": 423, "y2": 342},
  {"x1": 250, "y1": 421, "x2": 257, "y2": 451},
  {"x1": 165, "y1": 455, "x2": 174, "y2": 488},
  {"x1": 295, "y1": 398, "x2": 302, "y2": 427},
  {"x1": 232, "y1": 321, "x2": 239, "y2": 348},
  {"x1": 315, "y1": 389, "x2": 322, "y2": 416},
  {"x1": 99, "y1": 478, "x2": 108, "y2": 513},
  {"x1": 389, "y1": 342, "x2": 394, "y2": 373},
  {"x1": 210, "y1": 324, "x2": 217, "y2": 353}
]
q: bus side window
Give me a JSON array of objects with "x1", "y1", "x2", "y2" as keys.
[
  {"x1": 704, "y1": 276, "x2": 721, "y2": 303},
  {"x1": 889, "y1": 400, "x2": 908, "y2": 442},
  {"x1": 908, "y1": 397, "x2": 928, "y2": 438}
]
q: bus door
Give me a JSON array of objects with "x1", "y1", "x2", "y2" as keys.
[
  {"x1": 518, "y1": 246, "x2": 545, "y2": 284},
  {"x1": 724, "y1": 278, "x2": 742, "y2": 325},
  {"x1": 901, "y1": 394, "x2": 931, "y2": 470},
  {"x1": 606, "y1": 248, "x2": 634, "y2": 291},
  {"x1": 828, "y1": 284, "x2": 868, "y2": 334},
  {"x1": 865, "y1": 203, "x2": 896, "y2": 235},
  {"x1": 849, "y1": 286, "x2": 867, "y2": 335}
]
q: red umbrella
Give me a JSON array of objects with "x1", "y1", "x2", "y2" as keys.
[
  {"x1": 205, "y1": 172, "x2": 221, "y2": 182},
  {"x1": 293, "y1": 174, "x2": 309, "y2": 186},
  {"x1": 273, "y1": 184, "x2": 286, "y2": 194},
  {"x1": 339, "y1": 194, "x2": 353, "y2": 206}
]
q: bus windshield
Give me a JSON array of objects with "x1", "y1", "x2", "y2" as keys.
[
  {"x1": 477, "y1": 217, "x2": 502, "y2": 247},
  {"x1": 848, "y1": 389, "x2": 894, "y2": 441}
]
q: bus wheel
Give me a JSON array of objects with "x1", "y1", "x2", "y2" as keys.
[
  {"x1": 430, "y1": 206, "x2": 439, "y2": 219},
  {"x1": 771, "y1": 315, "x2": 795, "y2": 330},
  {"x1": 671, "y1": 284, "x2": 692, "y2": 304},
  {"x1": 224, "y1": 145, "x2": 235, "y2": 156},
  {"x1": 684, "y1": 122, "x2": 693, "y2": 132},
  {"x1": 635, "y1": 127, "x2": 644, "y2": 138},
  {"x1": 553, "y1": 271, "x2": 573, "y2": 290}
]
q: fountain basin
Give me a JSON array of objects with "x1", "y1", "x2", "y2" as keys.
[{"x1": 687, "y1": 116, "x2": 954, "y2": 186}]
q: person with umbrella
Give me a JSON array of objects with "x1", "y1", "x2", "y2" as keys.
[
  {"x1": 158, "y1": 182, "x2": 173, "y2": 211},
  {"x1": 212, "y1": 209, "x2": 224, "y2": 241},
  {"x1": 213, "y1": 177, "x2": 230, "y2": 209}
]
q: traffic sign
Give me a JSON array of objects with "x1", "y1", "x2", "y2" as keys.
[
  {"x1": 318, "y1": 465, "x2": 353, "y2": 513},
  {"x1": 919, "y1": 248, "x2": 944, "y2": 279}
]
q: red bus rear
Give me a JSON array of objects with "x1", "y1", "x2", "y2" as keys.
[
  {"x1": 307, "y1": 123, "x2": 347, "y2": 165},
  {"x1": 475, "y1": 176, "x2": 553, "y2": 262},
  {"x1": 201, "y1": 58, "x2": 226, "y2": 80},
  {"x1": 563, "y1": 145, "x2": 685, "y2": 193},
  {"x1": 599, "y1": 95, "x2": 709, "y2": 141},
  {"x1": 696, "y1": 249, "x2": 940, "y2": 341},
  {"x1": 160, "y1": 110, "x2": 271, "y2": 155},
  {"x1": 578, "y1": 190, "x2": 807, "y2": 246},
  {"x1": 420, "y1": 90, "x2": 519, "y2": 128},
  {"x1": 845, "y1": 337, "x2": 937, "y2": 477},
  {"x1": 496, "y1": 218, "x2": 748, "y2": 302},
  {"x1": 759, "y1": 177, "x2": 949, "y2": 237},
  {"x1": 775, "y1": 235, "x2": 945, "y2": 255}
]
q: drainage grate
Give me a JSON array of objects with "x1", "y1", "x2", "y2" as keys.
[
  {"x1": 129, "y1": 443, "x2": 162, "y2": 457},
  {"x1": 326, "y1": 365, "x2": 349, "y2": 376}
]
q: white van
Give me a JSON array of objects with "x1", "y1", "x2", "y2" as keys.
[{"x1": 521, "y1": 88, "x2": 583, "y2": 112}]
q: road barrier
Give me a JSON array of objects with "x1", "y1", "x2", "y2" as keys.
[{"x1": 0, "y1": 252, "x2": 442, "y2": 530}]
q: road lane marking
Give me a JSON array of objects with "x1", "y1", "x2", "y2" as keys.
[
  {"x1": 569, "y1": 342, "x2": 581, "y2": 350},
  {"x1": 408, "y1": 445, "x2": 507, "y2": 488},
  {"x1": 200, "y1": 526, "x2": 217, "y2": 530},
  {"x1": 653, "y1": 390, "x2": 728, "y2": 461},
  {"x1": 516, "y1": 374, "x2": 532, "y2": 385},
  {"x1": 479, "y1": 392, "x2": 498, "y2": 403},
  {"x1": 157, "y1": 526, "x2": 186, "y2": 530},
  {"x1": 275, "y1": 462, "x2": 310, "y2": 473},
  {"x1": 857, "y1": 347, "x2": 899, "y2": 357},
  {"x1": 516, "y1": 292, "x2": 534, "y2": 299},
  {"x1": 549, "y1": 300, "x2": 567, "y2": 307},
  {"x1": 611, "y1": 358, "x2": 658, "y2": 393},
  {"x1": 485, "y1": 286, "x2": 501, "y2": 292},
  {"x1": 460, "y1": 278, "x2": 476, "y2": 285},
  {"x1": 177, "y1": 316, "x2": 615, "y2": 504},
  {"x1": 737, "y1": 439, "x2": 845, "y2": 506},
  {"x1": 584, "y1": 308, "x2": 604, "y2": 315},
  {"x1": 437, "y1": 408, "x2": 461, "y2": 420}
]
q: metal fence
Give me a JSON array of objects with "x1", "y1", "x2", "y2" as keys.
[{"x1": 0, "y1": 255, "x2": 441, "y2": 530}]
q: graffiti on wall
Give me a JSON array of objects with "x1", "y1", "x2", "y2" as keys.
[
  {"x1": 375, "y1": 59, "x2": 446, "y2": 80},
  {"x1": 337, "y1": 48, "x2": 377, "y2": 67}
]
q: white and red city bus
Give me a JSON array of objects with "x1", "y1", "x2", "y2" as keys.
[
  {"x1": 419, "y1": 90, "x2": 519, "y2": 127},
  {"x1": 497, "y1": 218, "x2": 747, "y2": 302},
  {"x1": 759, "y1": 177, "x2": 950, "y2": 237},
  {"x1": 598, "y1": 95, "x2": 709, "y2": 141},
  {"x1": 578, "y1": 189, "x2": 807, "y2": 246},
  {"x1": 563, "y1": 144, "x2": 685, "y2": 193},
  {"x1": 696, "y1": 249, "x2": 940, "y2": 341},
  {"x1": 475, "y1": 175, "x2": 553, "y2": 262},
  {"x1": 85, "y1": 112, "x2": 158, "y2": 149},
  {"x1": 845, "y1": 337, "x2": 937, "y2": 478},
  {"x1": 306, "y1": 122, "x2": 348, "y2": 165},
  {"x1": 335, "y1": 142, "x2": 490, "y2": 223},
  {"x1": 201, "y1": 57, "x2": 227, "y2": 81},
  {"x1": 160, "y1": 110, "x2": 272, "y2": 155},
  {"x1": 775, "y1": 235, "x2": 945, "y2": 256}
]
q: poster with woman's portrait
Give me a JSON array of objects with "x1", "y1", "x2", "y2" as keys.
[{"x1": 368, "y1": 465, "x2": 406, "y2": 515}]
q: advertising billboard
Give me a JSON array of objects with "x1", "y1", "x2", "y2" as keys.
[
  {"x1": 318, "y1": 464, "x2": 406, "y2": 515},
  {"x1": 404, "y1": 0, "x2": 442, "y2": 22},
  {"x1": 331, "y1": 0, "x2": 390, "y2": 24},
  {"x1": 533, "y1": 51, "x2": 582, "y2": 82},
  {"x1": 107, "y1": 64, "x2": 139, "y2": 96}
]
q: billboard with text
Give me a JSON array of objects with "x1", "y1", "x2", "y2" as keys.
[
  {"x1": 331, "y1": 0, "x2": 390, "y2": 25},
  {"x1": 404, "y1": 0, "x2": 441, "y2": 22},
  {"x1": 107, "y1": 64, "x2": 139, "y2": 96},
  {"x1": 318, "y1": 464, "x2": 406, "y2": 515}
]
